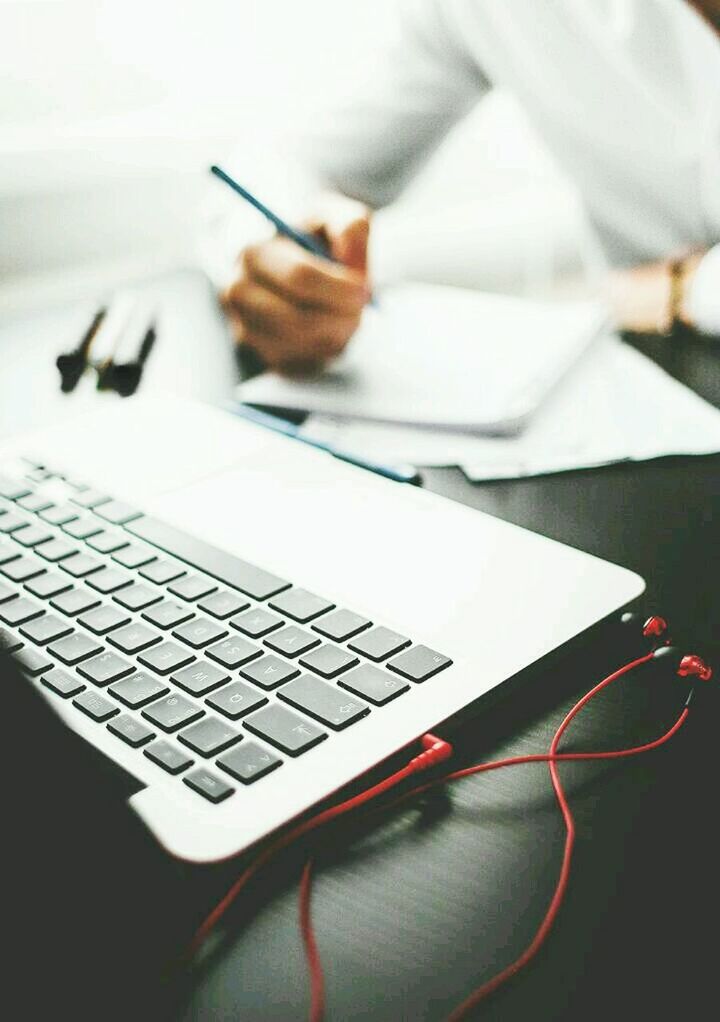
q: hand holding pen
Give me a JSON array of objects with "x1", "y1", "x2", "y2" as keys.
[{"x1": 212, "y1": 166, "x2": 373, "y2": 377}]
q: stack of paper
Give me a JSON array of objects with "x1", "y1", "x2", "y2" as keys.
[
  {"x1": 235, "y1": 281, "x2": 720, "y2": 481},
  {"x1": 297, "y1": 337, "x2": 720, "y2": 480},
  {"x1": 238, "y1": 283, "x2": 607, "y2": 434}
]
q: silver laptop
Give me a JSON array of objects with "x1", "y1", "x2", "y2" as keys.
[{"x1": 0, "y1": 396, "x2": 643, "y2": 862}]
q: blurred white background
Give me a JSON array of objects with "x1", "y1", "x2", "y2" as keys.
[{"x1": 0, "y1": 0, "x2": 587, "y2": 315}]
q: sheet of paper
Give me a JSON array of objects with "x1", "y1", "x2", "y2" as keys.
[
  {"x1": 296, "y1": 338, "x2": 720, "y2": 480},
  {"x1": 238, "y1": 283, "x2": 606, "y2": 433}
]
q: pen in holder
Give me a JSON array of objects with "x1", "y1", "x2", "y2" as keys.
[
  {"x1": 56, "y1": 307, "x2": 107, "y2": 393},
  {"x1": 56, "y1": 291, "x2": 156, "y2": 397},
  {"x1": 104, "y1": 317, "x2": 156, "y2": 396}
]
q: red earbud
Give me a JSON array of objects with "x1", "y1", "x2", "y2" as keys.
[
  {"x1": 677, "y1": 654, "x2": 713, "y2": 682},
  {"x1": 620, "y1": 611, "x2": 669, "y2": 648},
  {"x1": 642, "y1": 615, "x2": 668, "y2": 639},
  {"x1": 652, "y1": 645, "x2": 712, "y2": 681}
]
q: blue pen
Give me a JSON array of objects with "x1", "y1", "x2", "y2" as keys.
[
  {"x1": 210, "y1": 164, "x2": 375, "y2": 303},
  {"x1": 226, "y1": 403, "x2": 422, "y2": 486}
]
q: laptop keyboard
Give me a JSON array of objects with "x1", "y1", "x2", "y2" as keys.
[{"x1": 0, "y1": 460, "x2": 452, "y2": 804}]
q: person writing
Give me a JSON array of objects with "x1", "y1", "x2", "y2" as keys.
[{"x1": 211, "y1": 0, "x2": 720, "y2": 375}]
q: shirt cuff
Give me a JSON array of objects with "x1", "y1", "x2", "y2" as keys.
[{"x1": 686, "y1": 244, "x2": 720, "y2": 336}]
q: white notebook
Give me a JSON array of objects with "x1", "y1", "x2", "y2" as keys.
[{"x1": 236, "y1": 283, "x2": 608, "y2": 434}]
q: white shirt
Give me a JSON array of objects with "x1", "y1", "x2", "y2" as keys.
[{"x1": 209, "y1": 0, "x2": 720, "y2": 333}]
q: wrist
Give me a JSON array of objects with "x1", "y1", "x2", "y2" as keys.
[{"x1": 673, "y1": 251, "x2": 704, "y2": 330}]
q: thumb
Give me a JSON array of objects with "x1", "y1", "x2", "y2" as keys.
[{"x1": 305, "y1": 195, "x2": 371, "y2": 273}]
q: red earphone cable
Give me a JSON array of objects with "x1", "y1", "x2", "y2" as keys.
[
  {"x1": 187, "y1": 738, "x2": 452, "y2": 959},
  {"x1": 300, "y1": 859, "x2": 324, "y2": 1022},
  {"x1": 296, "y1": 652, "x2": 694, "y2": 1020}
]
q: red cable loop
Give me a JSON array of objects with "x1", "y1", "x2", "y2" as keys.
[
  {"x1": 187, "y1": 648, "x2": 695, "y2": 1022},
  {"x1": 296, "y1": 651, "x2": 692, "y2": 1020}
]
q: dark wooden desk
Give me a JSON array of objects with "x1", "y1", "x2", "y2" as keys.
[{"x1": 2, "y1": 272, "x2": 718, "y2": 1021}]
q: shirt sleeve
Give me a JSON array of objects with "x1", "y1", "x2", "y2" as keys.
[
  {"x1": 198, "y1": 0, "x2": 489, "y2": 289},
  {"x1": 686, "y1": 244, "x2": 720, "y2": 336},
  {"x1": 293, "y1": 0, "x2": 490, "y2": 210}
]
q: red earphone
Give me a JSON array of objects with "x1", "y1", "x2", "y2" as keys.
[{"x1": 185, "y1": 611, "x2": 712, "y2": 1021}]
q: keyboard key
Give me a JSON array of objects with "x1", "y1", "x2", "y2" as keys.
[
  {"x1": 139, "y1": 559, "x2": 186, "y2": 585},
  {"x1": 14, "y1": 645, "x2": 54, "y2": 676},
  {"x1": 77, "y1": 649, "x2": 133, "y2": 682},
  {"x1": 39, "y1": 505, "x2": 79, "y2": 526},
  {"x1": 60, "y1": 553, "x2": 103, "y2": 578},
  {"x1": 94, "y1": 500, "x2": 142, "y2": 525},
  {"x1": 141, "y1": 600, "x2": 194, "y2": 630},
  {"x1": 51, "y1": 588, "x2": 101, "y2": 616},
  {"x1": 42, "y1": 667, "x2": 86, "y2": 698},
  {"x1": 143, "y1": 740, "x2": 193, "y2": 774},
  {"x1": 0, "y1": 475, "x2": 31, "y2": 500},
  {"x1": 112, "y1": 544, "x2": 156, "y2": 569},
  {"x1": 137, "y1": 641, "x2": 194, "y2": 675},
  {"x1": 127, "y1": 515, "x2": 291, "y2": 600},
  {"x1": 243, "y1": 704, "x2": 326, "y2": 756},
  {"x1": 48, "y1": 632, "x2": 103, "y2": 665},
  {"x1": 268, "y1": 588, "x2": 335, "y2": 623},
  {"x1": 78, "y1": 604, "x2": 130, "y2": 635},
  {"x1": 0, "y1": 512, "x2": 29, "y2": 534},
  {"x1": 0, "y1": 596, "x2": 44, "y2": 626},
  {"x1": 86, "y1": 567, "x2": 133, "y2": 594},
  {"x1": 387, "y1": 645, "x2": 453, "y2": 682},
  {"x1": 240, "y1": 654, "x2": 300, "y2": 690},
  {"x1": 113, "y1": 584, "x2": 162, "y2": 611},
  {"x1": 24, "y1": 470, "x2": 49, "y2": 486},
  {"x1": 108, "y1": 672, "x2": 169, "y2": 708},
  {"x1": 0, "y1": 580, "x2": 16, "y2": 603},
  {"x1": 17, "y1": 492, "x2": 53, "y2": 513},
  {"x1": 339, "y1": 663, "x2": 410, "y2": 705},
  {"x1": 0, "y1": 540, "x2": 19, "y2": 565},
  {"x1": 264, "y1": 626, "x2": 320, "y2": 658},
  {"x1": 198, "y1": 589, "x2": 250, "y2": 620},
  {"x1": 279, "y1": 675, "x2": 369, "y2": 731},
  {"x1": 1, "y1": 556, "x2": 45, "y2": 582},
  {"x1": 73, "y1": 690, "x2": 119, "y2": 721},
  {"x1": 20, "y1": 613, "x2": 72, "y2": 645},
  {"x1": 348, "y1": 626, "x2": 411, "y2": 662},
  {"x1": 142, "y1": 693, "x2": 204, "y2": 732},
  {"x1": 86, "y1": 531, "x2": 129, "y2": 554},
  {"x1": 12, "y1": 524, "x2": 54, "y2": 547},
  {"x1": 108, "y1": 623, "x2": 162, "y2": 655},
  {"x1": 217, "y1": 741, "x2": 282, "y2": 784},
  {"x1": 183, "y1": 767, "x2": 234, "y2": 803},
  {"x1": 108, "y1": 714, "x2": 155, "y2": 747},
  {"x1": 206, "y1": 680, "x2": 267, "y2": 719},
  {"x1": 299, "y1": 644, "x2": 359, "y2": 678},
  {"x1": 172, "y1": 617, "x2": 227, "y2": 649},
  {"x1": 178, "y1": 716, "x2": 241, "y2": 757},
  {"x1": 36, "y1": 538, "x2": 78, "y2": 561},
  {"x1": 0, "y1": 626, "x2": 22, "y2": 652},
  {"x1": 172, "y1": 661, "x2": 229, "y2": 696},
  {"x1": 206, "y1": 636, "x2": 262, "y2": 670},
  {"x1": 71, "y1": 489, "x2": 110, "y2": 510},
  {"x1": 231, "y1": 607, "x2": 284, "y2": 638},
  {"x1": 25, "y1": 571, "x2": 72, "y2": 599},
  {"x1": 167, "y1": 575, "x2": 217, "y2": 602},
  {"x1": 62, "y1": 516, "x2": 103, "y2": 540}
]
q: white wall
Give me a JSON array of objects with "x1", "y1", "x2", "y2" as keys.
[{"x1": 0, "y1": 0, "x2": 585, "y2": 309}]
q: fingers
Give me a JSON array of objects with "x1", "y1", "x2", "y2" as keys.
[
  {"x1": 221, "y1": 195, "x2": 372, "y2": 375},
  {"x1": 225, "y1": 282, "x2": 361, "y2": 373},
  {"x1": 303, "y1": 194, "x2": 371, "y2": 272},
  {"x1": 231, "y1": 237, "x2": 369, "y2": 313}
]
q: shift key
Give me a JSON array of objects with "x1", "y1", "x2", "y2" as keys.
[{"x1": 243, "y1": 703, "x2": 327, "y2": 756}]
